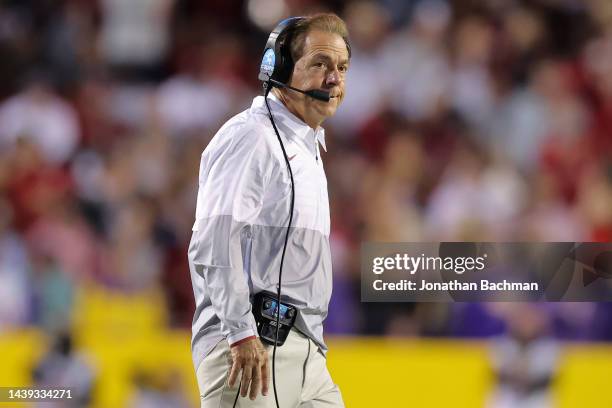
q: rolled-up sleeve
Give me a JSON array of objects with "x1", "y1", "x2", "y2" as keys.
[{"x1": 188, "y1": 125, "x2": 273, "y2": 345}]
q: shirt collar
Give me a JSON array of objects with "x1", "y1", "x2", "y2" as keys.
[{"x1": 251, "y1": 94, "x2": 327, "y2": 152}]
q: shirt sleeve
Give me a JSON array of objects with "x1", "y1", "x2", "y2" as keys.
[{"x1": 188, "y1": 125, "x2": 273, "y2": 346}]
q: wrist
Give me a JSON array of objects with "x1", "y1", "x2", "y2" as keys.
[
  {"x1": 230, "y1": 335, "x2": 257, "y2": 348},
  {"x1": 226, "y1": 317, "x2": 258, "y2": 346}
]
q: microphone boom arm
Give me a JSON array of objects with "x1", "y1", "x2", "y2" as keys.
[{"x1": 267, "y1": 78, "x2": 331, "y2": 103}]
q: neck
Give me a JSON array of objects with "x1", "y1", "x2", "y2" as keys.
[{"x1": 271, "y1": 88, "x2": 322, "y2": 130}]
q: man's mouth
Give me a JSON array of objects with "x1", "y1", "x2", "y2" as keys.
[{"x1": 318, "y1": 90, "x2": 339, "y2": 99}]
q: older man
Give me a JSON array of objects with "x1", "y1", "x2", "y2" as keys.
[{"x1": 188, "y1": 13, "x2": 350, "y2": 408}]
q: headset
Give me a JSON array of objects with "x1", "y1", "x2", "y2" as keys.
[{"x1": 232, "y1": 16, "x2": 349, "y2": 408}]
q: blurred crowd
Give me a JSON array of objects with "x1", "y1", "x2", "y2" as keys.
[{"x1": 1, "y1": 0, "x2": 612, "y2": 364}]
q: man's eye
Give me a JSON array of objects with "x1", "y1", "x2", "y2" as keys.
[
  {"x1": 338, "y1": 65, "x2": 348, "y2": 73},
  {"x1": 314, "y1": 62, "x2": 325, "y2": 68}
]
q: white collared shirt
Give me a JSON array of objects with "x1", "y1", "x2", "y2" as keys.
[{"x1": 188, "y1": 94, "x2": 332, "y2": 369}]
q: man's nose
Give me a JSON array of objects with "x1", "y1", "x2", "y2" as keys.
[{"x1": 325, "y1": 69, "x2": 341, "y2": 86}]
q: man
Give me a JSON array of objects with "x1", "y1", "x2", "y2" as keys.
[{"x1": 188, "y1": 13, "x2": 350, "y2": 407}]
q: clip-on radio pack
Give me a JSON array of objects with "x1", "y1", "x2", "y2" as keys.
[{"x1": 253, "y1": 292, "x2": 297, "y2": 346}]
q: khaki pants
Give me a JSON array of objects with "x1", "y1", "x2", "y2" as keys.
[{"x1": 196, "y1": 330, "x2": 345, "y2": 407}]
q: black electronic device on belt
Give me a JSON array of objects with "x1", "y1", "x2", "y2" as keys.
[{"x1": 252, "y1": 291, "x2": 297, "y2": 346}]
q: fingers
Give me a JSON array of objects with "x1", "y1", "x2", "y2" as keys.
[
  {"x1": 249, "y1": 364, "x2": 261, "y2": 400},
  {"x1": 261, "y1": 356, "x2": 270, "y2": 396},
  {"x1": 248, "y1": 350, "x2": 269, "y2": 400},
  {"x1": 228, "y1": 357, "x2": 242, "y2": 388},
  {"x1": 240, "y1": 362, "x2": 253, "y2": 398}
]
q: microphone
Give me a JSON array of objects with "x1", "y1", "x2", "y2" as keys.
[{"x1": 267, "y1": 78, "x2": 331, "y2": 103}]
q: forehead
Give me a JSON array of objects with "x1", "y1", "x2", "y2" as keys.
[{"x1": 300, "y1": 30, "x2": 349, "y2": 61}]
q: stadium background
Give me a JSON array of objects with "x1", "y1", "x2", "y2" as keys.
[{"x1": 0, "y1": 0, "x2": 612, "y2": 406}]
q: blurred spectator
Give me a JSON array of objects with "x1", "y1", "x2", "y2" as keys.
[
  {"x1": 381, "y1": 0, "x2": 451, "y2": 121},
  {"x1": 361, "y1": 130, "x2": 425, "y2": 241},
  {"x1": 449, "y1": 14, "x2": 495, "y2": 129},
  {"x1": 424, "y1": 138, "x2": 527, "y2": 240},
  {"x1": 107, "y1": 194, "x2": 164, "y2": 290},
  {"x1": 488, "y1": 304, "x2": 559, "y2": 408},
  {"x1": 32, "y1": 332, "x2": 96, "y2": 407},
  {"x1": 576, "y1": 162, "x2": 612, "y2": 241},
  {"x1": 156, "y1": 35, "x2": 250, "y2": 138},
  {"x1": 99, "y1": 0, "x2": 175, "y2": 81},
  {"x1": 42, "y1": 1, "x2": 97, "y2": 88},
  {"x1": 31, "y1": 254, "x2": 74, "y2": 332},
  {"x1": 520, "y1": 170, "x2": 587, "y2": 240},
  {"x1": 0, "y1": 76, "x2": 80, "y2": 165},
  {"x1": 484, "y1": 65, "x2": 551, "y2": 172},
  {"x1": 327, "y1": 1, "x2": 391, "y2": 136},
  {"x1": 25, "y1": 189, "x2": 100, "y2": 283},
  {"x1": 0, "y1": 197, "x2": 32, "y2": 330},
  {"x1": 2, "y1": 138, "x2": 73, "y2": 231}
]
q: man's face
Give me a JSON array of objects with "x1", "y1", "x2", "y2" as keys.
[{"x1": 287, "y1": 30, "x2": 349, "y2": 125}]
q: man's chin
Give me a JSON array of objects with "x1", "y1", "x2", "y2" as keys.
[
  {"x1": 320, "y1": 108, "x2": 337, "y2": 121},
  {"x1": 318, "y1": 100, "x2": 339, "y2": 117}
]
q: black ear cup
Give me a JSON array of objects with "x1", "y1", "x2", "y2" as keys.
[
  {"x1": 258, "y1": 17, "x2": 305, "y2": 84},
  {"x1": 275, "y1": 33, "x2": 293, "y2": 84}
]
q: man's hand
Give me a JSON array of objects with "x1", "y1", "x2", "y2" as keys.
[{"x1": 228, "y1": 337, "x2": 270, "y2": 400}]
